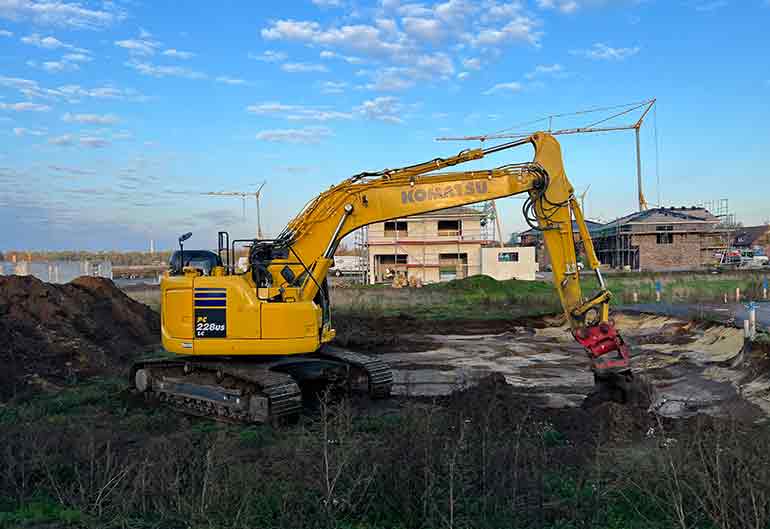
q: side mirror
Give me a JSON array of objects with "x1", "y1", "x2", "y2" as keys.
[{"x1": 179, "y1": 232, "x2": 193, "y2": 243}]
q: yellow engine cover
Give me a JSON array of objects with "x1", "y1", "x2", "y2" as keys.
[{"x1": 161, "y1": 272, "x2": 327, "y2": 356}]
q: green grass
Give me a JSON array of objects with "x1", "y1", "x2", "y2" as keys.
[
  {"x1": 0, "y1": 497, "x2": 83, "y2": 528},
  {"x1": 0, "y1": 378, "x2": 126, "y2": 425},
  {"x1": 332, "y1": 273, "x2": 770, "y2": 321}
]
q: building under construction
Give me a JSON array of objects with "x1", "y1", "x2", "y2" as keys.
[
  {"x1": 588, "y1": 207, "x2": 731, "y2": 271},
  {"x1": 364, "y1": 203, "x2": 536, "y2": 284}
]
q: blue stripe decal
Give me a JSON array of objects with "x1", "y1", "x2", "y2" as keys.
[
  {"x1": 194, "y1": 293, "x2": 227, "y2": 299},
  {"x1": 195, "y1": 300, "x2": 226, "y2": 307},
  {"x1": 195, "y1": 288, "x2": 226, "y2": 292}
]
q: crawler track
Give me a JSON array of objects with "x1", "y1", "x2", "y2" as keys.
[{"x1": 131, "y1": 350, "x2": 392, "y2": 424}]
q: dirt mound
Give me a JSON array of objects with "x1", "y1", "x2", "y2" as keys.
[{"x1": 0, "y1": 275, "x2": 160, "y2": 399}]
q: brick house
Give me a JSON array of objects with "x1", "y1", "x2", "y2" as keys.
[{"x1": 590, "y1": 207, "x2": 728, "y2": 271}]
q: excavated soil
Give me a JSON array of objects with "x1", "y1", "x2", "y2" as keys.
[
  {"x1": 0, "y1": 275, "x2": 160, "y2": 399},
  {"x1": 333, "y1": 312, "x2": 560, "y2": 353}
]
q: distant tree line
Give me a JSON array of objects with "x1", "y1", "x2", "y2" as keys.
[{"x1": 1, "y1": 250, "x2": 174, "y2": 266}]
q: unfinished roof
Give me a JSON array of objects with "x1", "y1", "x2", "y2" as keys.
[
  {"x1": 520, "y1": 219, "x2": 603, "y2": 238},
  {"x1": 408, "y1": 206, "x2": 484, "y2": 218},
  {"x1": 593, "y1": 207, "x2": 719, "y2": 233}
]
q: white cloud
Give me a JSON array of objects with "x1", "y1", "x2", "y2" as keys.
[
  {"x1": 262, "y1": 19, "x2": 408, "y2": 58},
  {"x1": 79, "y1": 136, "x2": 109, "y2": 148},
  {"x1": 312, "y1": 0, "x2": 344, "y2": 6},
  {"x1": 363, "y1": 67, "x2": 415, "y2": 91},
  {"x1": 355, "y1": 96, "x2": 403, "y2": 123},
  {"x1": 115, "y1": 37, "x2": 160, "y2": 56},
  {"x1": 693, "y1": 0, "x2": 728, "y2": 11},
  {"x1": 0, "y1": 29, "x2": 12, "y2": 37},
  {"x1": 54, "y1": 84, "x2": 147, "y2": 102},
  {"x1": 21, "y1": 33, "x2": 85, "y2": 51},
  {"x1": 414, "y1": 52, "x2": 454, "y2": 76},
  {"x1": 261, "y1": 6, "x2": 540, "y2": 97},
  {"x1": 49, "y1": 133, "x2": 111, "y2": 147},
  {"x1": 0, "y1": 101, "x2": 51, "y2": 111},
  {"x1": 13, "y1": 127, "x2": 46, "y2": 136},
  {"x1": 27, "y1": 59, "x2": 80, "y2": 72},
  {"x1": 570, "y1": 42, "x2": 639, "y2": 60},
  {"x1": 126, "y1": 60, "x2": 206, "y2": 79},
  {"x1": 397, "y1": 3, "x2": 433, "y2": 17},
  {"x1": 163, "y1": 48, "x2": 195, "y2": 59},
  {"x1": 255, "y1": 126, "x2": 333, "y2": 144},
  {"x1": 281, "y1": 62, "x2": 329, "y2": 73},
  {"x1": 466, "y1": 16, "x2": 541, "y2": 47},
  {"x1": 525, "y1": 63, "x2": 564, "y2": 79},
  {"x1": 49, "y1": 134, "x2": 73, "y2": 145},
  {"x1": 320, "y1": 80, "x2": 347, "y2": 93},
  {"x1": 216, "y1": 76, "x2": 247, "y2": 85},
  {"x1": 402, "y1": 17, "x2": 443, "y2": 42},
  {"x1": 319, "y1": 50, "x2": 363, "y2": 64},
  {"x1": 482, "y1": 81, "x2": 522, "y2": 95},
  {"x1": 462, "y1": 57, "x2": 481, "y2": 70},
  {"x1": 536, "y1": 0, "x2": 579, "y2": 13},
  {"x1": 248, "y1": 50, "x2": 287, "y2": 62},
  {"x1": 247, "y1": 102, "x2": 353, "y2": 121},
  {"x1": 62, "y1": 52, "x2": 91, "y2": 62},
  {"x1": 435, "y1": 0, "x2": 476, "y2": 23},
  {"x1": 62, "y1": 112, "x2": 119, "y2": 125},
  {"x1": 457, "y1": 71, "x2": 469, "y2": 80},
  {"x1": 0, "y1": 0, "x2": 125, "y2": 30}
]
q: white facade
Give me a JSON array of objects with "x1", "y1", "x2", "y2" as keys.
[{"x1": 480, "y1": 247, "x2": 537, "y2": 281}]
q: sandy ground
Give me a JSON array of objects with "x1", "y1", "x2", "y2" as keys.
[{"x1": 366, "y1": 313, "x2": 770, "y2": 420}]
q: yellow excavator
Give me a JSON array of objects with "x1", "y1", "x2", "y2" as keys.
[{"x1": 132, "y1": 132, "x2": 633, "y2": 423}]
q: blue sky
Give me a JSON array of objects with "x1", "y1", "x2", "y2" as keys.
[{"x1": 1, "y1": 0, "x2": 769, "y2": 251}]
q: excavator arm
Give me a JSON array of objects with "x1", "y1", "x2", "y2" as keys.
[{"x1": 258, "y1": 132, "x2": 632, "y2": 385}]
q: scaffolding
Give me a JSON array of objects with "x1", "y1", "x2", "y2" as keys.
[
  {"x1": 352, "y1": 226, "x2": 369, "y2": 284},
  {"x1": 363, "y1": 203, "x2": 500, "y2": 284}
]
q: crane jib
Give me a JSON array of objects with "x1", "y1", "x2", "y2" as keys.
[{"x1": 401, "y1": 180, "x2": 489, "y2": 204}]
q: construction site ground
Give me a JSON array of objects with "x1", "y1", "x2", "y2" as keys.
[{"x1": 2, "y1": 274, "x2": 770, "y2": 528}]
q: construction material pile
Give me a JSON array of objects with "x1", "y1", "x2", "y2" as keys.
[{"x1": 0, "y1": 275, "x2": 160, "y2": 399}]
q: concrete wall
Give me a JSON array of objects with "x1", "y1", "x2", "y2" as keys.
[{"x1": 480, "y1": 247, "x2": 536, "y2": 281}]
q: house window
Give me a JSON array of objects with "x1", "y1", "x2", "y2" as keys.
[
  {"x1": 498, "y1": 252, "x2": 519, "y2": 262},
  {"x1": 384, "y1": 221, "x2": 408, "y2": 237},
  {"x1": 656, "y1": 225, "x2": 674, "y2": 232},
  {"x1": 620, "y1": 225, "x2": 632, "y2": 233},
  {"x1": 439, "y1": 253, "x2": 467, "y2": 281},
  {"x1": 657, "y1": 233, "x2": 674, "y2": 245},
  {"x1": 377, "y1": 254, "x2": 407, "y2": 264},
  {"x1": 438, "y1": 220, "x2": 461, "y2": 236}
]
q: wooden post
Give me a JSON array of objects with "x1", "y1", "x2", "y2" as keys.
[{"x1": 736, "y1": 288, "x2": 741, "y2": 303}]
